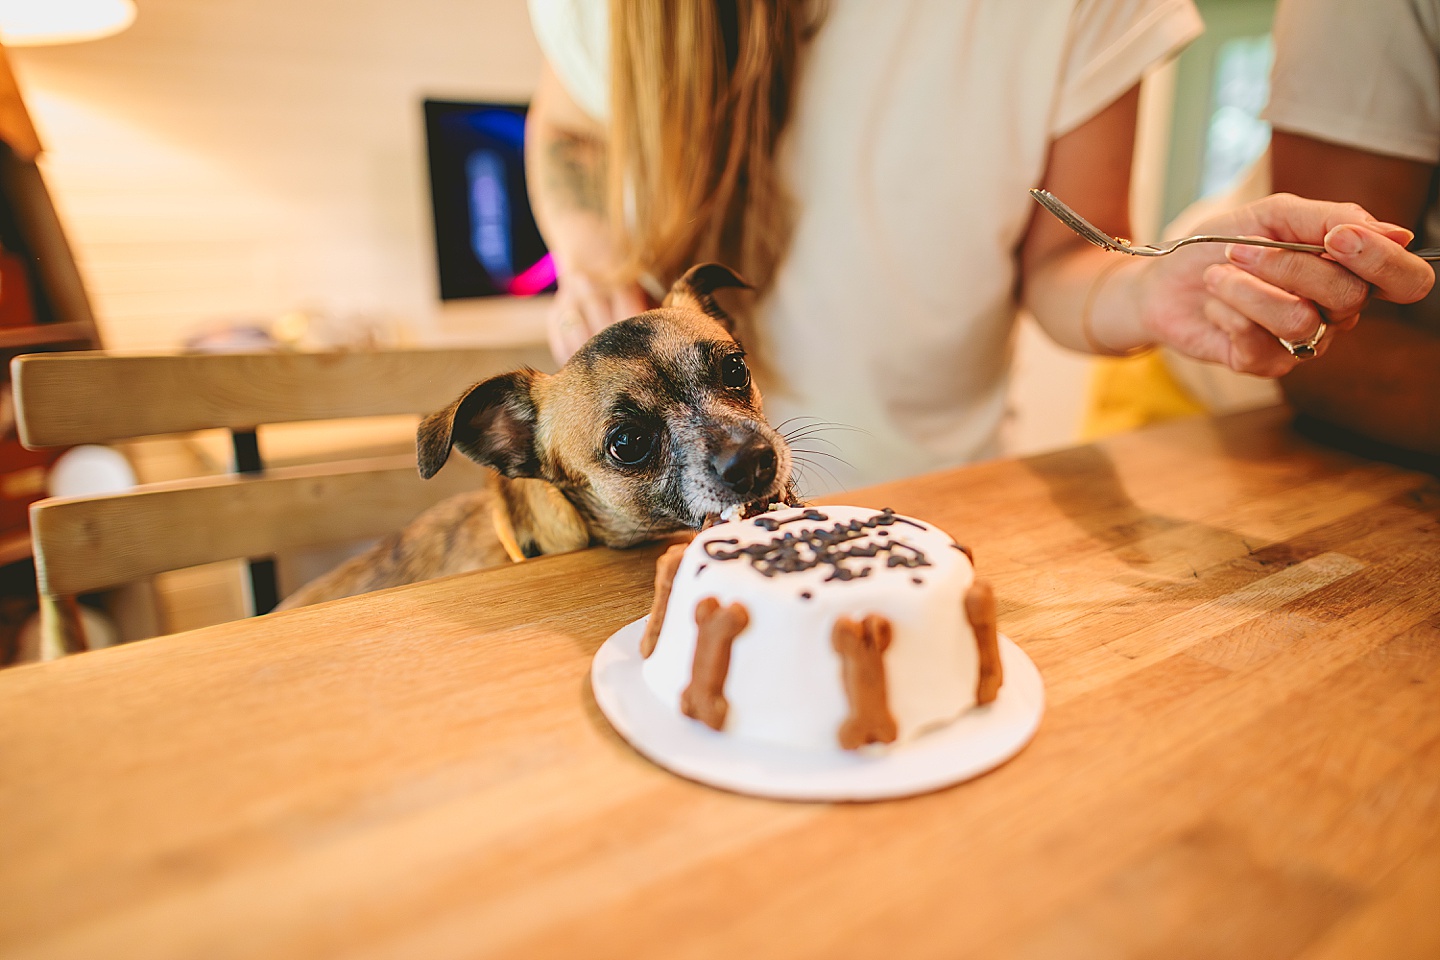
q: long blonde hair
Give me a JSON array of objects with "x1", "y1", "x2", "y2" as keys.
[{"x1": 608, "y1": 0, "x2": 819, "y2": 327}]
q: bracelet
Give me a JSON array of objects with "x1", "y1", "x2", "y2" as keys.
[{"x1": 1081, "y1": 257, "x2": 1151, "y2": 358}]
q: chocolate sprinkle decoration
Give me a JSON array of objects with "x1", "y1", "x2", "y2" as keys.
[
  {"x1": 703, "y1": 508, "x2": 932, "y2": 581},
  {"x1": 800, "y1": 591, "x2": 812, "y2": 600},
  {"x1": 695, "y1": 564, "x2": 707, "y2": 576}
]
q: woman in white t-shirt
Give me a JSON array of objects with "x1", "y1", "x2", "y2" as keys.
[{"x1": 524, "y1": 0, "x2": 1434, "y2": 488}]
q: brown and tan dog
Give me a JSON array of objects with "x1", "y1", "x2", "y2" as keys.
[{"x1": 278, "y1": 264, "x2": 796, "y2": 610}]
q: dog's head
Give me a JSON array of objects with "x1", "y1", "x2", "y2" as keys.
[{"x1": 417, "y1": 264, "x2": 795, "y2": 547}]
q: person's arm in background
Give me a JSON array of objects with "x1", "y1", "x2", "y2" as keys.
[
  {"x1": 1020, "y1": 86, "x2": 1433, "y2": 379},
  {"x1": 525, "y1": 62, "x2": 648, "y2": 362},
  {"x1": 1269, "y1": 132, "x2": 1440, "y2": 454}
]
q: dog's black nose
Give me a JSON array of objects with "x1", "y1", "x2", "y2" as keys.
[{"x1": 714, "y1": 435, "x2": 778, "y2": 497}]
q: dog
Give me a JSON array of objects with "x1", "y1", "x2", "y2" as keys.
[{"x1": 277, "y1": 263, "x2": 797, "y2": 610}]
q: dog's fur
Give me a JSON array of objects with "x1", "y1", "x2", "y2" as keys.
[{"x1": 277, "y1": 264, "x2": 795, "y2": 610}]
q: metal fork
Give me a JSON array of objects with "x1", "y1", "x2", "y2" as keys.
[{"x1": 1030, "y1": 188, "x2": 1440, "y2": 260}]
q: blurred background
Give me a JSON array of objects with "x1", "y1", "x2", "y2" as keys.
[
  {"x1": 7, "y1": 0, "x2": 547, "y2": 353},
  {"x1": 0, "y1": 0, "x2": 1280, "y2": 647},
  {"x1": 8, "y1": 0, "x2": 1277, "y2": 441}
]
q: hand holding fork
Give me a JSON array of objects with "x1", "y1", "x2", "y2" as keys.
[{"x1": 1030, "y1": 189, "x2": 1436, "y2": 369}]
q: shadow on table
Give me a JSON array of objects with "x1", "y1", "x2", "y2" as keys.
[
  {"x1": 1022, "y1": 427, "x2": 1440, "y2": 588},
  {"x1": 1020, "y1": 443, "x2": 1216, "y2": 573}
]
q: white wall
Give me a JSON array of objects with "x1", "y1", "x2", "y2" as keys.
[{"x1": 11, "y1": 0, "x2": 546, "y2": 352}]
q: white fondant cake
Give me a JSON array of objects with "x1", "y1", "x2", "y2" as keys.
[{"x1": 642, "y1": 505, "x2": 981, "y2": 750}]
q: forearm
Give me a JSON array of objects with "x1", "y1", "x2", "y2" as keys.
[
  {"x1": 1281, "y1": 308, "x2": 1440, "y2": 454},
  {"x1": 1018, "y1": 85, "x2": 1155, "y2": 356},
  {"x1": 1022, "y1": 246, "x2": 1151, "y2": 355},
  {"x1": 1268, "y1": 130, "x2": 1440, "y2": 453},
  {"x1": 525, "y1": 63, "x2": 651, "y2": 358}
]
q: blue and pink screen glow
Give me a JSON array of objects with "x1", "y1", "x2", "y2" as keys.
[{"x1": 424, "y1": 100, "x2": 556, "y2": 300}]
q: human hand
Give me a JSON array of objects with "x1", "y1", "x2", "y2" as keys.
[
  {"x1": 1133, "y1": 193, "x2": 1433, "y2": 377},
  {"x1": 547, "y1": 271, "x2": 650, "y2": 364}
]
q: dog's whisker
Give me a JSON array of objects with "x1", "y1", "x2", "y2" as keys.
[
  {"x1": 773, "y1": 415, "x2": 831, "y2": 431},
  {"x1": 789, "y1": 468, "x2": 827, "y2": 502},
  {"x1": 789, "y1": 445, "x2": 854, "y2": 468},
  {"x1": 780, "y1": 419, "x2": 868, "y2": 439},
  {"x1": 781, "y1": 427, "x2": 866, "y2": 449},
  {"x1": 791, "y1": 455, "x2": 845, "y2": 494},
  {"x1": 789, "y1": 454, "x2": 852, "y2": 477},
  {"x1": 789, "y1": 443, "x2": 852, "y2": 466},
  {"x1": 780, "y1": 427, "x2": 840, "y2": 445},
  {"x1": 784, "y1": 434, "x2": 847, "y2": 456},
  {"x1": 781, "y1": 426, "x2": 843, "y2": 443},
  {"x1": 794, "y1": 451, "x2": 846, "y2": 480}
]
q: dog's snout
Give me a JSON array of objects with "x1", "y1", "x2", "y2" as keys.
[{"x1": 714, "y1": 435, "x2": 778, "y2": 497}]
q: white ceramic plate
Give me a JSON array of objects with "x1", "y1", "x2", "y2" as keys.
[{"x1": 591, "y1": 617, "x2": 1045, "y2": 802}]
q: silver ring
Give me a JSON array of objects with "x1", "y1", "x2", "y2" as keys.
[
  {"x1": 558, "y1": 309, "x2": 583, "y2": 333},
  {"x1": 1279, "y1": 322, "x2": 1326, "y2": 360}
]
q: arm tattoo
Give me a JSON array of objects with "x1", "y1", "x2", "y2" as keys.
[{"x1": 542, "y1": 130, "x2": 607, "y2": 216}]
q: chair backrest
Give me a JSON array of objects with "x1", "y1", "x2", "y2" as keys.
[
  {"x1": 11, "y1": 345, "x2": 553, "y2": 654},
  {"x1": 12, "y1": 348, "x2": 548, "y2": 446}
]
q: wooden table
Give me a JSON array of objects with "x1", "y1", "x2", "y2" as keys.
[{"x1": 3, "y1": 407, "x2": 1438, "y2": 959}]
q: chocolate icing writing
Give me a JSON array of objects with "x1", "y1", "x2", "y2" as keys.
[
  {"x1": 753, "y1": 508, "x2": 828, "y2": 531},
  {"x1": 703, "y1": 508, "x2": 932, "y2": 581}
]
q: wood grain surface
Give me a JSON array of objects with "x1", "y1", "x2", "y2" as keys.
[
  {"x1": 30, "y1": 454, "x2": 487, "y2": 597},
  {"x1": 2, "y1": 407, "x2": 1437, "y2": 960}
]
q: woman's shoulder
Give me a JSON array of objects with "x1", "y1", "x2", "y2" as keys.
[{"x1": 527, "y1": 0, "x2": 610, "y2": 121}]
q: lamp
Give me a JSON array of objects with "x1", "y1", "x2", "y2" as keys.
[{"x1": 0, "y1": 0, "x2": 136, "y2": 47}]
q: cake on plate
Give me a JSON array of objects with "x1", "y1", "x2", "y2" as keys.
[{"x1": 638, "y1": 505, "x2": 1002, "y2": 751}]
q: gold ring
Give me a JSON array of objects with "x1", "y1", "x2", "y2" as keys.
[{"x1": 1279, "y1": 323, "x2": 1326, "y2": 360}]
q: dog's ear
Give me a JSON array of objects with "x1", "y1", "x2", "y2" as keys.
[
  {"x1": 417, "y1": 371, "x2": 541, "y2": 480},
  {"x1": 663, "y1": 263, "x2": 752, "y2": 332}
]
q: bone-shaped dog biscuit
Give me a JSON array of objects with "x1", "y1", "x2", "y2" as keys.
[
  {"x1": 680, "y1": 597, "x2": 749, "y2": 731},
  {"x1": 965, "y1": 580, "x2": 1003, "y2": 705},
  {"x1": 832, "y1": 614, "x2": 899, "y2": 750},
  {"x1": 639, "y1": 543, "x2": 688, "y2": 659}
]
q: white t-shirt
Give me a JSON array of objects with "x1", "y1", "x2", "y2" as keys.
[
  {"x1": 529, "y1": 0, "x2": 1203, "y2": 489},
  {"x1": 1265, "y1": 0, "x2": 1440, "y2": 330}
]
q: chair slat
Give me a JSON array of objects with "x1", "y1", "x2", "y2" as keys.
[
  {"x1": 30, "y1": 455, "x2": 487, "y2": 596},
  {"x1": 11, "y1": 346, "x2": 554, "y2": 448}
]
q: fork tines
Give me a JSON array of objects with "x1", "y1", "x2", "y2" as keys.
[{"x1": 1028, "y1": 189, "x2": 1118, "y2": 251}]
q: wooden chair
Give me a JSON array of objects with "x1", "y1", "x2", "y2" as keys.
[{"x1": 10, "y1": 345, "x2": 552, "y2": 659}]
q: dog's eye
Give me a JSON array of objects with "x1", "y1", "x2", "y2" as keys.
[
  {"x1": 720, "y1": 354, "x2": 750, "y2": 389},
  {"x1": 606, "y1": 424, "x2": 657, "y2": 467}
]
